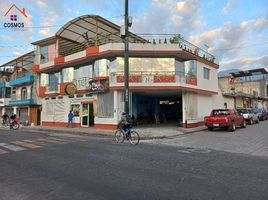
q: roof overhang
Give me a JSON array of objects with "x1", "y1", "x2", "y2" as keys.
[{"x1": 0, "y1": 51, "x2": 34, "y2": 69}]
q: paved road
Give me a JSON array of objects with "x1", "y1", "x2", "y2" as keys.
[
  {"x1": 145, "y1": 120, "x2": 268, "y2": 157},
  {"x1": 0, "y1": 128, "x2": 268, "y2": 200}
]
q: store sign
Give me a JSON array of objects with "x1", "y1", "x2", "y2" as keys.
[
  {"x1": 89, "y1": 79, "x2": 109, "y2": 94},
  {"x1": 65, "y1": 83, "x2": 77, "y2": 95},
  {"x1": 2, "y1": 4, "x2": 28, "y2": 30}
]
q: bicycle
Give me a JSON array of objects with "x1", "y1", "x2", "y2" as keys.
[{"x1": 114, "y1": 127, "x2": 140, "y2": 145}]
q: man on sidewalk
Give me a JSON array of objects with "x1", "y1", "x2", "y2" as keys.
[{"x1": 67, "y1": 110, "x2": 74, "y2": 128}]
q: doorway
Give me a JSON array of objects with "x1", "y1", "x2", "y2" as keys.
[{"x1": 81, "y1": 103, "x2": 94, "y2": 127}]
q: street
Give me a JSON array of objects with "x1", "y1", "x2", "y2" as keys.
[{"x1": 0, "y1": 123, "x2": 268, "y2": 200}]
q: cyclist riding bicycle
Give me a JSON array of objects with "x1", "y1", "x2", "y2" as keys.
[
  {"x1": 1, "y1": 113, "x2": 9, "y2": 125},
  {"x1": 119, "y1": 112, "x2": 134, "y2": 137}
]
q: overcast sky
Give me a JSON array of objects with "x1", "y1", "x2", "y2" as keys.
[{"x1": 0, "y1": 0, "x2": 267, "y2": 71}]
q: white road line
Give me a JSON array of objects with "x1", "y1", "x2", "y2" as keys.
[{"x1": 0, "y1": 143, "x2": 26, "y2": 151}]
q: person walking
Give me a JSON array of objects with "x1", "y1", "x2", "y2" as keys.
[{"x1": 67, "y1": 110, "x2": 74, "y2": 128}]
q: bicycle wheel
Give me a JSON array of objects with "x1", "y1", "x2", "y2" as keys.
[
  {"x1": 12, "y1": 123, "x2": 19, "y2": 130},
  {"x1": 129, "y1": 130, "x2": 140, "y2": 145},
  {"x1": 114, "y1": 129, "x2": 125, "y2": 143}
]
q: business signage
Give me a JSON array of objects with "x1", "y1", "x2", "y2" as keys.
[{"x1": 89, "y1": 79, "x2": 109, "y2": 94}]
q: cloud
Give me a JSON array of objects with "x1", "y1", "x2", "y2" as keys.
[
  {"x1": 132, "y1": 0, "x2": 204, "y2": 34},
  {"x1": 220, "y1": 54, "x2": 268, "y2": 70},
  {"x1": 222, "y1": 0, "x2": 237, "y2": 15}
]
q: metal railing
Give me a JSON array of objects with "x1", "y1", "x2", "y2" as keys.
[{"x1": 137, "y1": 34, "x2": 217, "y2": 64}]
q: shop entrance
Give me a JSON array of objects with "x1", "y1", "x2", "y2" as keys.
[
  {"x1": 132, "y1": 91, "x2": 182, "y2": 126},
  {"x1": 81, "y1": 103, "x2": 94, "y2": 127}
]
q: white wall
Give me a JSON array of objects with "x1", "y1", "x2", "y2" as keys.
[{"x1": 196, "y1": 61, "x2": 218, "y2": 92}]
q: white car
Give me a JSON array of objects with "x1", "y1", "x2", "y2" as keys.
[{"x1": 237, "y1": 108, "x2": 259, "y2": 125}]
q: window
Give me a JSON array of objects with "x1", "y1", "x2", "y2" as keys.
[
  {"x1": 21, "y1": 87, "x2": 27, "y2": 100},
  {"x1": 12, "y1": 87, "x2": 16, "y2": 94},
  {"x1": 40, "y1": 74, "x2": 48, "y2": 86},
  {"x1": 40, "y1": 44, "x2": 56, "y2": 64},
  {"x1": 62, "y1": 67, "x2": 74, "y2": 82},
  {"x1": 185, "y1": 60, "x2": 197, "y2": 76},
  {"x1": 94, "y1": 59, "x2": 109, "y2": 77},
  {"x1": 203, "y1": 67, "x2": 210, "y2": 80},
  {"x1": 71, "y1": 104, "x2": 80, "y2": 117}
]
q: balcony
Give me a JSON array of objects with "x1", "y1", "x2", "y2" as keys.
[
  {"x1": 10, "y1": 74, "x2": 34, "y2": 86},
  {"x1": 110, "y1": 71, "x2": 197, "y2": 86},
  {"x1": 9, "y1": 98, "x2": 35, "y2": 106},
  {"x1": 0, "y1": 82, "x2": 5, "y2": 88}
]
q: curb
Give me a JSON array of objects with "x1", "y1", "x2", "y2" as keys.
[{"x1": 18, "y1": 126, "x2": 206, "y2": 140}]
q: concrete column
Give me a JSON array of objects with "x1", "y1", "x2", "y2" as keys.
[{"x1": 13, "y1": 107, "x2": 17, "y2": 114}]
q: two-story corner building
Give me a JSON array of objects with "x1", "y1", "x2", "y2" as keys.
[
  {"x1": 32, "y1": 15, "x2": 219, "y2": 129},
  {"x1": 0, "y1": 68, "x2": 12, "y2": 115},
  {"x1": 0, "y1": 51, "x2": 41, "y2": 125},
  {"x1": 219, "y1": 68, "x2": 268, "y2": 109}
]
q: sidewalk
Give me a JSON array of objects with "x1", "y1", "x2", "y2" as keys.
[{"x1": 21, "y1": 124, "x2": 206, "y2": 140}]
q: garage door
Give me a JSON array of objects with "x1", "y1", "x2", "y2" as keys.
[{"x1": 19, "y1": 108, "x2": 28, "y2": 124}]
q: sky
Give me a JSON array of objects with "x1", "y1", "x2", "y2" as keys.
[{"x1": 0, "y1": 0, "x2": 267, "y2": 71}]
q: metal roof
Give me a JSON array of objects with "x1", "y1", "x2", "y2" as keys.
[
  {"x1": 230, "y1": 68, "x2": 267, "y2": 77},
  {"x1": 32, "y1": 15, "x2": 147, "y2": 47},
  {"x1": 0, "y1": 51, "x2": 34, "y2": 71}
]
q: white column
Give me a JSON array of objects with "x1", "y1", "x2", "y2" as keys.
[{"x1": 13, "y1": 107, "x2": 17, "y2": 114}]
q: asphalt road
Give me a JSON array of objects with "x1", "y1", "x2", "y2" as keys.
[{"x1": 0, "y1": 128, "x2": 268, "y2": 200}]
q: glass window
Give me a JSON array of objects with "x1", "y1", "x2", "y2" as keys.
[
  {"x1": 62, "y1": 67, "x2": 74, "y2": 82},
  {"x1": 21, "y1": 87, "x2": 27, "y2": 100},
  {"x1": 203, "y1": 67, "x2": 210, "y2": 80},
  {"x1": 94, "y1": 59, "x2": 109, "y2": 77},
  {"x1": 5, "y1": 87, "x2": 11, "y2": 98},
  {"x1": 74, "y1": 65, "x2": 92, "y2": 79},
  {"x1": 40, "y1": 46, "x2": 48, "y2": 64},
  {"x1": 40, "y1": 44, "x2": 56, "y2": 64},
  {"x1": 184, "y1": 60, "x2": 197, "y2": 76},
  {"x1": 40, "y1": 73, "x2": 48, "y2": 86},
  {"x1": 71, "y1": 104, "x2": 80, "y2": 117}
]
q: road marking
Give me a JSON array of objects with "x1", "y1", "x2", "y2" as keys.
[
  {"x1": 36, "y1": 138, "x2": 66, "y2": 144},
  {"x1": 11, "y1": 141, "x2": 42, "y2": 149},
  {"x1": 0, "y1": 149, "x2": 9, "y2": 154},
  {"x1": 0, "y1": 143, "x2": 26, "y2": 151}
]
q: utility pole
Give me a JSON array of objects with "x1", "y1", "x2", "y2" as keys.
[{"x1": 124, "y1": 0, "x2": 129, "y2": 114}]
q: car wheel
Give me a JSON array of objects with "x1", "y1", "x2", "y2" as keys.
[
  {"x1": 241, "y1": 120, "x2": 246, "y2": 128},
  {"x1": 229, "y1": 122, "x2": 236, "y2": 132},
  {"x1": 256, "y1": 119, "x2": 259, "y2": 124}
]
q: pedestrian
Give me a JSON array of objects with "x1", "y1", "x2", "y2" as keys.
[{"x1": 67, "y1": 110, "x2": 74, "y2": 128}]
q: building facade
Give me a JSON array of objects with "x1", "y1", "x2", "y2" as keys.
[
  {"x1": 219, "y1": 68, "x2": 268, "y2": 109},
  {"x1": 0, "y1": 52, "x2": 41, "y2": 125},
  {"x1": 30, "y1": 15, "x2": 219, "y2": 129}
]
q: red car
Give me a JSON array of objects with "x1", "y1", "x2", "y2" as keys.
[{"x1": 204, "y1": 109, "x2": 246, "y2": 131}]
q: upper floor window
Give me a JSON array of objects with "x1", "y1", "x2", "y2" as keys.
[
  {"x1": 94, "y1": 59, "x2": 109, "y2": 77},
  {"x1": 21, "y1": 87, "x2": 27, "y2": 100},
  {"x1": 203, "y1": 67, "x2": 210, "y2": 80},
  {"x1": 185, "y1": 60, "x2": 197, "y2": 76},
  {"x1": 62, "y1": 67, "x2": 74, "y2": 82},
  {"x1": 40, "y1": 44, "x2": 56, "y2": 64}
]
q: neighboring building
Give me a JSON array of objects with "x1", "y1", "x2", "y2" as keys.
[
  {"x1": 31, "y1": 15, "x2": 219, "y2": 129},
  {"x1": 0, "y1": 52, "x2": 41, "y2": 125},
  {"x1": 219, "y1": 68, "x2": 268, "y2": 109},
  {"x1": 0, "y1": 69, "x2": 12, "y2": 115}
]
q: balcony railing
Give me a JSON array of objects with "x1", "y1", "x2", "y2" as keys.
[
  {"x1": 10, "y1": 74, "x2": 34, "y2": 86},
  {"x1": 0, "y1": 82, "x2": 5, "y2": 88},
  {"x1": 110, "y1": 71, "x2": 197, "y2": 86},
  {"x1": 9, "y1": 98, "x2": 35, "y2": 106}
]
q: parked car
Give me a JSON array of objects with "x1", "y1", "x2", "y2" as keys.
[
  {"x1": 204, "y1": 109, "x2": 246, "y2": 131},
  {"x1": 236, "y1": 108, "x2": 259, "y2": 124},
  {"x1": 252, "y1": 108, "x2": 268, "y2": 121}
]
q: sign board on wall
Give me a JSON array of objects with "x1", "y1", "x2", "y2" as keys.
[{"x1": 89, "y1": 79, "x2": 109, "y2": 94}]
